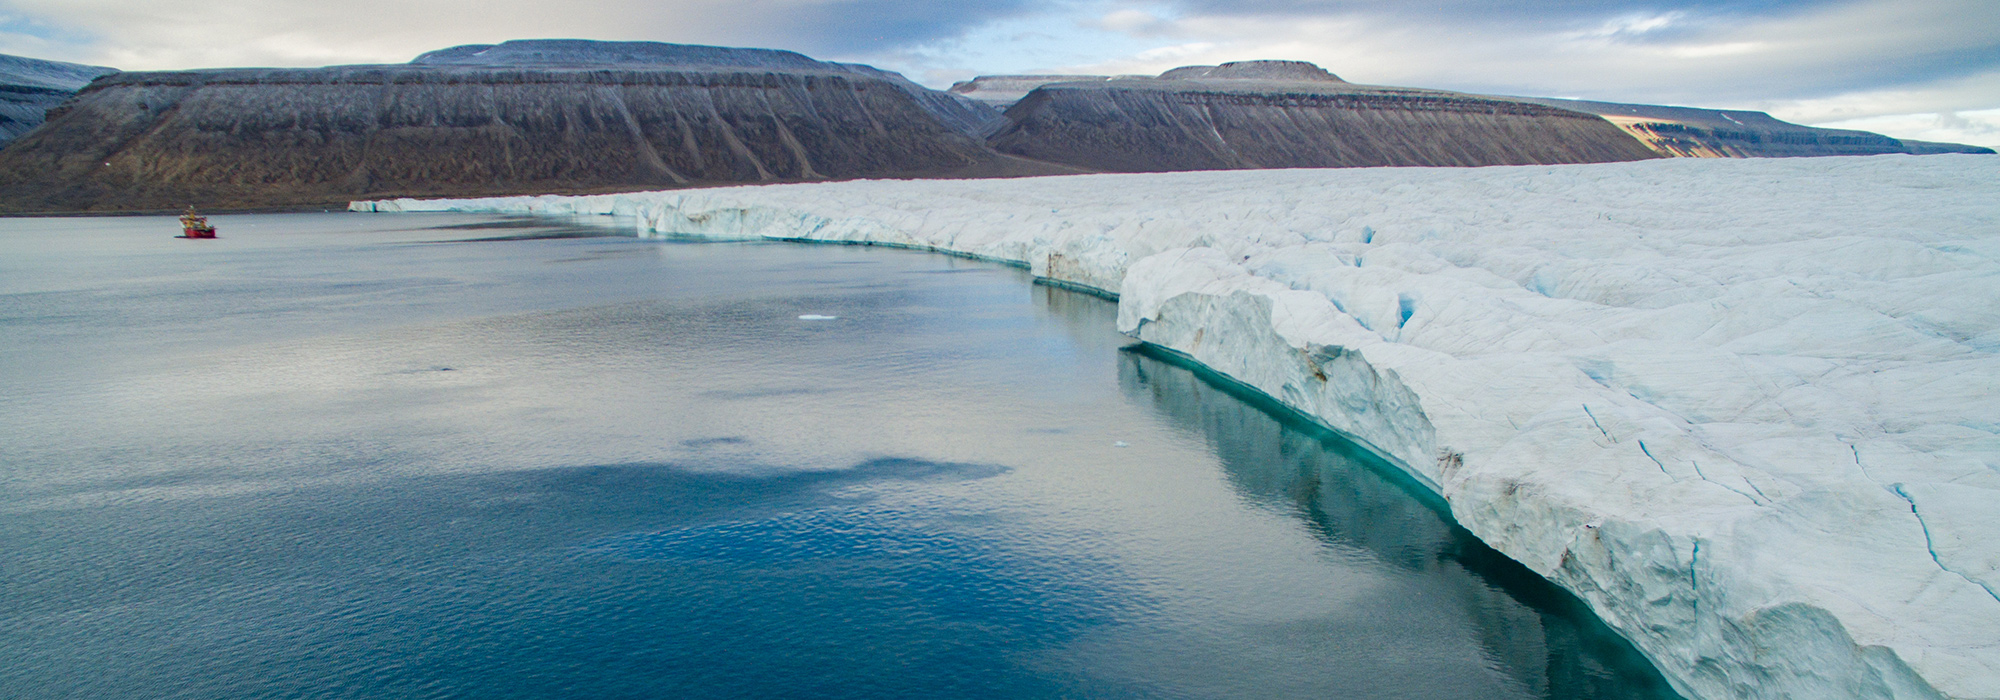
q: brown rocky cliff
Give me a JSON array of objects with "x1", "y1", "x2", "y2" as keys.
[
  {"x1": 989, "y1": 79, "x2": 1663, "y2": 172},
  {"x1": 0, "y1": 66, "x2": 1012, "y2": 212}
]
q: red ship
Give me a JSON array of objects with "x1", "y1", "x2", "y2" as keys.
[{"x1": 178, "y1": 206, "x2": 216, "y2": 239}]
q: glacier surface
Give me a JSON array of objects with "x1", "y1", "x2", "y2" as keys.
[{"x1": 355, "y1": 155, "x2": 2000, "y2": 700}]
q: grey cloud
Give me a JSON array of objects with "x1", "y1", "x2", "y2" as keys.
[
  {"x1": 1937, "y1": 111, "x2": 1998, "y2": 135},
  {"x1": 681, "y1": 0, "x2": 1049, "y2": 55},
  {"x1": 0, "y1": 0, "x2": 1049, "y2": 70},
  {"x1": 1170, "y1": 0, "x2": 1840, "y2": 23},
  {"x1": 2, "y1": 0, "x2": 1993, "y2": 128},
  {"x1": 1139, "y1": 0, "x2": 2000, "y2": 105}
]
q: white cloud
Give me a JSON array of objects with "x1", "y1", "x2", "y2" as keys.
[
  {"x1": 0, "y1": 0, "x2": 649, "y2": 68},
  {"x1": 1662, "y1": 41, "x2": 1765, "y2": 58},
  {"x1": 1571, "y1": 12, "x2": 1682, "y2": 40},
  {"x1": 1812, "y1": 109, "x2": 2000, "y2": 149},
  {"x1": 1747, "y1": 69, "x2": 2000, "y2": 149},
  {"x1": 1023, "y1": 0, "x2": 1997, "y2": 146},
  {"x1": 0, "y1": 0, "x2": 1040, "y2": 70},
  {"x1": 1755, "y1": 70, "x2": 2000, "y2": 124},
  {"x1": 1133, "y1": 42, "x2": 1214, "y2": 61},
  {"x1": 1094, "y1": 8, "x2": 1173, "y2": 35},
  {"x1": 0, "y1": 0, "x2": 1992, "y2": 151}
]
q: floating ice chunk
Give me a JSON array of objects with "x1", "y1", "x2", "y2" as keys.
[
  {"x1": 1113, "y1": 441, "x2": 1130, "y2": 448},
  {"x1": 797, "y1": 314, "x2": 838, "y2": 321}
]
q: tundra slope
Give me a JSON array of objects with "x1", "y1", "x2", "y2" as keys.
[
  {"x1": 359, "y1": 154, "x2": 2000, "y2": 700},
  {"x1": 985, "y1": 61, "x2": 1663, "y2": 172},
  {"x1": 954, "y1": 68, "x2": 1991, "y2": 159},
  {"x1": 408, "y1": 40, "x2": 1004, "y2": 138}
]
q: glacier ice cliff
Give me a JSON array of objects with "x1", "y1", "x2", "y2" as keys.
[{"x1": 356, "y1": 155, "x2": 2000, "y2": 700}]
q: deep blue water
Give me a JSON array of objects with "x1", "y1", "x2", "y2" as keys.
[{"x1": 0, "y1": 213, "x2": 1679, "y2": 699}]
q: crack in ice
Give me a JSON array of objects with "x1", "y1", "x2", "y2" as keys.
[
  {"x1": 1583, "y1": 403, "x2": 1615, "y2": 443},
  {"x1": 1689, "y1": 459, "x2": 1764, "y2": 505},
  {"x1": 1891, "y1": 483, "x2": 2000, "y2": 605},
  {"x1": 1637, "y1": 439, "x2": 1671, "y2": 477}
]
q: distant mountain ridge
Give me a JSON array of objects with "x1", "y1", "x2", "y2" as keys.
[
  {"x1": 410, "y1": 40, "x2": 1004, "y2": 138},
  {"x1": 410, "y1": 40, "x2": 831, "y2": 69},
  {"x1": 1512, "y1": 97, "x2": 1993, "y2": 157},
  {"x1": 0, "y1": 53, "x2": 116, "y2": 148},
  {"x1": 0, "y1": 43, "x2": 1987, "y2": 212},
  {"x1": 0, "y1": 41, "x2": 1059, "y2": 212},
  {"x1": 983, "y1": 61, "x2": 1663, "y2": 172},
  {"x1": 951, "y1": 70, "x2": 1992, "y2": 159}
]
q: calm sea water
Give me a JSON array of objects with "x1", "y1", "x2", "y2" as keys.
[{"x1": 0, "y1": 213, "x2": 1679, "y2": 699}]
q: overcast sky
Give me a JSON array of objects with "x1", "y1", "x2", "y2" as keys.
[{"x1": 2, "y1": 0, "x2": 1994, "y2": 147}]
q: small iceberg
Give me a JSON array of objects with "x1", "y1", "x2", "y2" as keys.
[{"x1": 798, "y1": 314, "x2": 838, "y2": 321}]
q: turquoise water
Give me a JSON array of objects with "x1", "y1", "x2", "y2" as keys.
[{"x1": 0, "y1": 213, "x2": 1678, "y2": 699}]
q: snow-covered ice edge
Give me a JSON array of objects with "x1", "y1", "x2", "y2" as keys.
[{"x1": 355, "y1": 155, "x2": 2000, "y2": 700}]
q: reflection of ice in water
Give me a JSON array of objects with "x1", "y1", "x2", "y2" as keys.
[{"x1": 1114, "y1": 347, "x2": 1675, "y2": 700}]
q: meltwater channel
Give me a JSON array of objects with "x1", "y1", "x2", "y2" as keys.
[{"x1": 0, "y1": 213, "x2": 1679, "y2": 699}]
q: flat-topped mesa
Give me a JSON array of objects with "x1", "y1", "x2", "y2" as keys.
[
  {"x1": 409, "y1": 40, "x2": 832, "y2": 70},
  {"x1": 988, "y1": 60, "x2": 1663, "y2": 172},
  {"x1": 1515, "y1": 97, "x2": 1995, "y2": 157},
  {"x1": 949, "y1": 75, "x2": 1115, "y2": 108},
  {"x1": 413, "y1": 39, "x2": 1003, "y2": 137},
  {"x1": 0, "y1": 40, "x2": 1036, "y2": 213},
  {"x1": 946, "y1": 61, "x2": 1345, "y2": 110},
  {"x1": 1158, "y1": 60, "x2": 1345, "y2": 82}
]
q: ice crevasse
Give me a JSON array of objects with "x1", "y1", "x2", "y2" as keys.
[{"x1": 356, "y1": 155, "x2": 2000, "y2": 700}]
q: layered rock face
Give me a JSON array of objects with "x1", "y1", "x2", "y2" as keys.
[
  {"x1": 0, "y1": 53, "x2": 115, "y2": 148},
  {"x1": 988, "y1": 62, "x2": 1664, "y2": 172},
  {"x1": 949, "y1": 74, "x2": 1116, "y2": 108},
  {"x1": 959, "y1": 65, "x2": 1993, "y2": 160},
  {"x1": 1157, "y1": 60, "x2": 1344, "y2": 82},
  {"x1": 0, "y1": 42, "x2": 1022, "y2": 212},
  {"x1": 412, "y1": 40, "x2": 1004, "y2": 137},
  {"x1": 1516, "y1": 97, "x2": 1995, "y2": 157},
  {"x1": 950, "y1": 61, "x2": 1346, "y2": 109},
  {"x1": 6, "y1": 44, "x2": 1984, "y2": 212}
]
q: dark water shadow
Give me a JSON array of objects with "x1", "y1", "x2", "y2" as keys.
[
  {"x1": 427, "y1": 226, "x2": 630, "y2": 242},
  {"x1": 1118, "y1": 345, "x2": 1683, "y2": 700},
  {"x1": 5, "y1": 456, "x2": 1153, "y2": 700},
  {"x1": 397, "y1": 215, "x2": 637, "y2": 242},
  {"x1": 420, "y1": 218, "x2": 558, "y2": 231}
]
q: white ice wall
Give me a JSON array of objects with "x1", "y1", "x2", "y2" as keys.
[{"x1": 355, "y1": 155, "x2": 2000, "y2": 700}]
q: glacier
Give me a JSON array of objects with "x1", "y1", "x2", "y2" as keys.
[{"x1": 355, "y1": 154, "x2": 2000, "y2": 700}]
